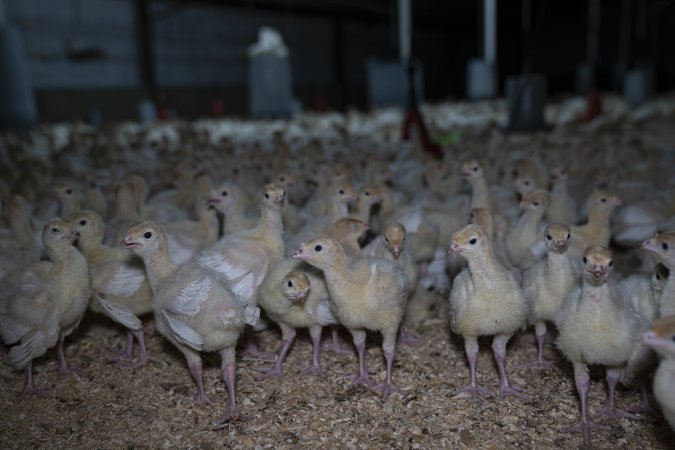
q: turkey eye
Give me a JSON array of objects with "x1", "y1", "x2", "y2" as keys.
[
  {"x1": 600, "y1": 198, "x2": 607, "y2": 203},
  {"x1": 533, "y1": 202, "x2": 539, "y2": 206},
  {"x1": 384, "y1": 237, "x2": 389, "y2": 243},
  {"x1": 279, "y1": 177, "x2": 285, "y2": 182},
  {"x1": 314, "y1": 245, "x2": 322, "y2": 252},
  {"x1": 663, "y1": 243, "x2": 670, "y2": 251},
  {"x1": 66, "y1": 189, "x2": 72, "y2": 194},
  {"x1": 365, "y1": 191, "x2": 370, "y2": 196},
  {"x1": 567, "y1": 233, "x2": 571, "y2": 239},
  {"x1": 221, "y1": 191, "x2": 228, "y2": 196},
  {"x1": 608, "y1": 261, "x2": 613, "y2": 267},
  {"x1": 51, "y1": 228, "x2": 59, "y2": 233},
  {"x1": 561, "y1": 170, "x2": 566, "y2": 175},
  {"x1": 546, "y1": 234, "x2": 552, "y2": 240},
  {"x1": 264, "y1": 193, "x2": 269, "y2": 199},
  {"x1": 144, "y1": 232, "x2": 152, "y2": 239},
  {"x1": 524, "y1": 181, "x2": 530, "y2": 186},
  {"x1": 469, "y1": 238, "x2": 477, "y2": 245},
  {"x1": 339, "y1": 189, "x2": 345, "y2": 195},
  {"x1": 472, "y1": 167, "x2": 478, "y2": 172},
  {"x1": 583, "y1": 257, "x2": 588, "y2": 264},
  {"x1": 79, "y1": 220, "x2": 87, "y2": 226},
  {"x1": 287, "y1": 280, "x2": 293, "y2": 287}
]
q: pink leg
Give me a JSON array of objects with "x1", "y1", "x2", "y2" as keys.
[
  {"x1": 55, "y1": 334, "x2": 86, "y2": 378},
  {"x1": 349, "y1": 330, "x2": 372, "y2": 387},
  {"x1": 561, "y1": 363, "x2": 610, "y2": 446},
  {"x1": 322, "y1": 325, "x2": 353, "y2": 354},
  {"x1": 254, "y1": 331, "x2": 295, "y2": 381},
  {"x1": 121, "y1": 330, "x2": 151, "y2": 371},
  {"x1": 18, "y1": 361, "x2": 50, "y2": 400},
  {"x1": 493, "y1": 334, "x2": 528, "y2": 399},
  {"x1": 298, "y1": 326, "x2": 325, "y2": 378},
  {"x1": 213, "y1": 359, "x2": 251, "y2": 426},
  {"x1": 243, "y1": 326, "x2": 276, "y2": 360},
  {"x1": 627, "y1": 377, "x2": 661, "y2": 417},
  {"x1": 397, "y1": 325, "x2": 419, "y2": 347},
  {"x1": 189, "y1": 360, "x2": 217, "y2": 405},
  {"x1": 374, "y1": 335, "x2": 407, "y2": 398},
  {"x1": 517, "y1": 322, "x2": 557, "y2": 371},
  {"x1": 592, "y1": 367, "x2": 641, "y2": 420},
  {"x1": 454, "y1": 337, "x2": 491, "y2": 398},
  {"x1": 107, "y1": 331, "x2": 134, "y2": 363}
]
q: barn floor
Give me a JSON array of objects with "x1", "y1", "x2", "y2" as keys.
[{"x1": 1, "y1": 308, "x2": 672, "y2": 449}]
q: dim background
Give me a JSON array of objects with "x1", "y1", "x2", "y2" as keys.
[{"x1": 4, "y1": 0, "x2": 675, "y2": 122}]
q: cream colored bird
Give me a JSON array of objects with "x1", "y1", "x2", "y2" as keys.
[
  {"x1": 567, "y1": 191, "x2": 622, "y2": 259},
  {"x1": 292, "y1": 236, "x2": 409, "y2": 397},
  {"x1": 0, "y1": 195, "x2": 41, "y2": 279},
  {"x1": 53, "y1": 182, "x2": 83, "y2": 218},
  {"x1": 121, "y1": 221, "x2": 250, "y2": 424},
  {"x1": 448, "y1": 224, "x2": 528, "y2": 398},
  {"x1": 199, "y1": 183, "x2": 286, "y2": 357},
  {"x1": 206, "y1": 182, "x2": 256, "y2": 235},
  {"x1": 321, "y1": 217, "x2": 370, "y2": 354},
  {"x1": 520, "y1": 223, "x2": 577, "y2": 370},
  {"x1": 289, "y1": 180, "x2": 358, "y2": 252},
  {"x1": 256, "y1": 266, "x2": 335, "y2": 379},
  {"x1": 505, "y1": 189, "x2": 550, "y2": 271},
  {"x1": 555, "y1": 246, "x2": 641, "y2": 446},
  {"x1": 546, "y1": 165, "x2": 577, "y2": 225},
  {"x1": 640, "y1": 231, "x2": 675, "y2": 317},
  {"x1": 460, "y1": 159, "x2": 493, "y2": 211},
  {"x1": 0, "y1": 218, "x2": 90, "y2": 398},
  {"x1": 364, "y1": 223, "x2": 418, "y2": 345},
  {"x1": 164, "y1": 195, "x2": 220, "y2": 264},
  {"x1": 642, "y1": 315, "x2": 675, "y2": 431},
  {"x1": 70, "y1": 210, "x2": 153, "y2": 369}
]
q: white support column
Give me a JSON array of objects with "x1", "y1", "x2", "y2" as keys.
[
  {"x1": 398, "y1": 0, "x2": 411, "y2": 63},
  {"x1": 484, "y1": 0, "x2": 497, "y2": 63}
]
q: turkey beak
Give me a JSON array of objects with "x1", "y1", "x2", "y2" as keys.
[
  {"x1": 639, "y1": 239, "x2": 658, "y2": 253},
  {"x1": 448, "y1": 243, "x2": 461, "y2": 253},
  {"x1": 554, "y1": 239, "x2": 568, "y2": 251},
  {"x1": 291, "y1": 248, "x2": 303, "y2": 259},
  {"x1": 391, "y1": 245, "x2": 401, "y2": 258},
  {"x1": 611, "y1": 197, "x2": 623, "y2": 207},
  {"x1": 642, "y1": 331, "x2": 659, "y2": 346},
  {"x1": 518, "y1": 201, "x2": 527, "y2": 210},
  {"x1": 120, "y1": 237, "x2": 139, "y2": 249}
]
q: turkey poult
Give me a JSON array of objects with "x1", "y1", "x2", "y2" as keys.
[
  {"x1": 640, "y1": 231, "x2": 675, "y2": 317},
  {"x1": 520, "y1": 223, "x2": 577, "y2": 370},
  {"x1": 256, "y1": 266, "x2": 335, "y2": 379},
  {"x1": 555, "y1": 246, "x2": 641, "y2": 446},
  {"x1": 292, "y1": 236, "x2": 409, "y2": 398},
  {"x1": 448, "y1": 224, "x2": 528, "y2": 399},
  {"x1": 69, "y1": 210, "x2": 153, "y2": 369},
  {"x1": 121, "y1": 221, "x2": 252, "y2": 425},
  {"x1": 198, "y1": 183, "x2": 286, "y2": 358},
  {"x1": 642, "y1": 315, "x2": 675, "y2": 432},
  {"x1": 0, "y1": 218, "x2": 90, "y2": 398}
]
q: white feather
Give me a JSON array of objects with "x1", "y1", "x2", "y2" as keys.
[
  {"x1": 199, "y1": 253, "x2": 248, "y2": 280},
  {"x1": 315, "y1": 300, "x2": 336, "y2": 326},
  {"x1": 95, "y1": 295, "x2": 143, "y2": 331},
  {"x1": 167, "y1": 234, "x2": 196, "y2": 265},
  {"x1": 101, "y1": 266, "x2": 146, "y2": 298},
  {"x1": 162, "y1": 311, "x2": 203, "y2": 351},
  {"x1": 168, "y1": 277, "x2": 212, "y2": 317}
]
